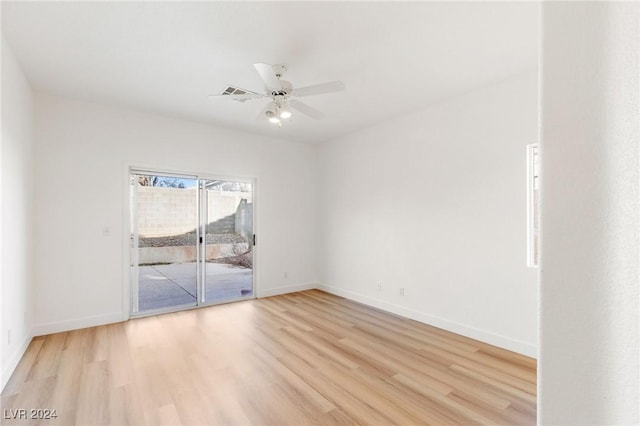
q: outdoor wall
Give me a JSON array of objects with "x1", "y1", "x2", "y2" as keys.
[
  {"x1": 136, "y1": 186, "x2": 198, "y2": 237},
  {"x1": 33, "y1": 93, "x2": 318, "y2": 335},
  {"x1": 317, "y1": 71, "x2": 538, "y2": 356},
  {"x1": 1, "y1": 35, "x2": 35, "y2": 389},
  {"x1": 235, "y1": 199, "x2": 253, "y2": 240},
  {"x1": 135, "y1": 186, "x2": 251, "y2": 237},
  {"x1": 138, "y1": 245, "x2": 240, "y2": 265},
  {"x1": 539, "y1": 2, "x2": 639, "y2": 424}
]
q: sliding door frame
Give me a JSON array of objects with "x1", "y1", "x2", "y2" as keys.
[
  {"x1": 122, "y1": 164, "x2": 258, "y2": 320},
  {"x1": 198, "y1": 176, "x2": 256, "y2": 308}
]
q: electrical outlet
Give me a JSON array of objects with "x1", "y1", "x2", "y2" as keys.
[
  {"x1": 399, "y1": 288, "x2": 405, "y2": 296},
  {"x1": 376, "y1": 282, "x2": 382, "y2": 291},
  {"x1": 284, "y1": 271, "x2": 288, "y2": 279}
]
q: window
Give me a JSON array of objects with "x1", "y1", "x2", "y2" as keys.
[{"x1": 527, "y1": 144, "x2": 540, "y2": 267}]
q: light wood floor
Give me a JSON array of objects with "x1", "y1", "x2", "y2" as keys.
[{"x1": 1, "y1": 290, "x2": 536, "y2": 425}]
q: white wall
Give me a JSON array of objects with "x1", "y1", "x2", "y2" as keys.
[
  {"x1": 539, "y1": 2, "x2": 639, "y2": 424},
  {"x1": 1, "y1": 35, "x2": 35, "y2": 389},
  {"x1": 33, "y1": 93, "x2": 318, "y2": 334},
  {"x1": 317, "y1": 71, "x2": 538, "y2": 356}
]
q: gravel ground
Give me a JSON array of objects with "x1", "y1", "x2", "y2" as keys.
[{"x1": 139, "y1": 232, "x2": 247, "y2": 248}]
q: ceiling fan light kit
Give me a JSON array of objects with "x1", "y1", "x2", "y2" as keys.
[
  {"x1": 210, "y1": 63, "x2": 345, "y2": 126},
  {"x1": 279, "y1": 104, "x2": 292, "y2": 119}
]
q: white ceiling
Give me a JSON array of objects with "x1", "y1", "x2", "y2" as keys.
[{"x1": 1, "y1": 1, "x2": 539, "y2": 144}]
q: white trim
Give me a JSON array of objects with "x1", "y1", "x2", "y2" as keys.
[
  {"x1": 126, "y1": 162, "x2": 257, "y2": 186},
  {"x1": 1, "y1": 329, "x2": 33, "y2": 392},
  {"x1": 318, "y1": 283, "x2": 537, "y2": 358},
  {"x1": 122, "y1": 162, "x2": 132, "y2": 321},
  {"x1": 258, "y1": 282, "x2": 318, "y2": 298},
  {"x1": 129, "y1": 294, "x2": 255, "y2": 319},
  {"x1": 32, "y1": 312, "x2": 125, "y2": 337},
  {"x1": 129, "y1": 169, "x2": 197, "y2": 180},
  {"x1": 526, "y1": 143, "x2": 540, "y2": 268},
  {"x1": 251, "y1": 178, "x2": 259, "y2": 299}
]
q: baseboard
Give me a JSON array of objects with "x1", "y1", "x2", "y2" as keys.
[
  {"x1": 1, "y1": 329, "x2": 33, "y2": 392},
  {"x1": 32, "y1": 312, "x2": 126, "y2": 337},
  {"x1": 258, "y1": 282, "x2": 318, "y2": 298},
  {"x1": 318, "y1": 283, "x2": 537, "y2": 358},
  {"x1": 32, "y1": 283, "x2": 319, "y2": 334}
]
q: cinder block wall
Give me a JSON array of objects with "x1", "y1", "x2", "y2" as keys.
[{"x1": 136, "y1": 186, "x2": 251, "y2": 237}]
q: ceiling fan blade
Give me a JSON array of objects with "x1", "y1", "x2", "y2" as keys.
[
  {"x1": 292, "y1": 80, "x2": 345, "y2": 97},
  {"x1": 208, "y1": 93, "x2": 266, "y2": 103},
  {"x1": 253, "y1": 63, "x2": 282, "y2": 89},
  {"x1": 290, "y1": 99, "x2": 325, "y2": 119}
]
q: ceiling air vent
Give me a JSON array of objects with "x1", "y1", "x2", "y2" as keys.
[{"x1": 220, "y1": 86, "x2": 259, "y2": 102}]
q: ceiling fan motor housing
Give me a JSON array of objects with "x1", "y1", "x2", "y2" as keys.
[{"x1": 271, "y1": 80, "x2": 293, "y2": 96}]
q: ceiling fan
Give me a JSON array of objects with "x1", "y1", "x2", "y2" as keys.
[{"x1": 210, "y1": 63, "x2": 345, "y2": 126}]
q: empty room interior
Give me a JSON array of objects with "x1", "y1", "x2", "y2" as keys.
[{"x1": 1, "y1": 2, "x2": 638, "y2": 425}]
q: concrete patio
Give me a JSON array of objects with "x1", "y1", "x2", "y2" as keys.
[{"x1": 137, "y1": 262, "x2": 252, "y2": 312}]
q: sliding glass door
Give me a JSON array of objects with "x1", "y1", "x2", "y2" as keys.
[
  {"x1": 130, "y1": 171, "x2": 254, "y2": 316},
  {"x1": 200, "y1": 180, "x2": 254, "y2": 303}
]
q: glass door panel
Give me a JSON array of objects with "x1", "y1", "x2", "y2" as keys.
[
  {"x1": 201, "y1": 180, "x2": 254, "y2": 303},
  {"x1": 131, "y1": 172, "x2": 198, "y2": 314}
]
